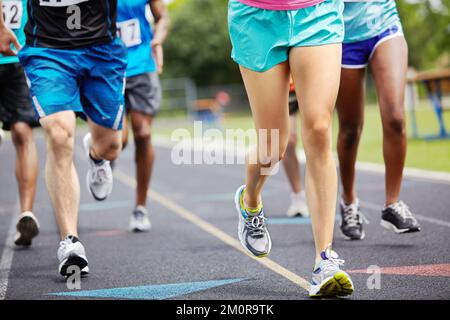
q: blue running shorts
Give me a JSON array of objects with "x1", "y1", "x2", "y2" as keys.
[
  {"x1": 18, "y1": 38, "x2": 128, "y2": 130},
  {"x1": 342, "y1": 23, "x2": 403, "y2": 69}
]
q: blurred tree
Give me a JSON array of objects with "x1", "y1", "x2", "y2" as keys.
[
  {"x1": 398, "y1": 0, "x2": 450, "y2": 70},
  {"x1": 163, "y1": 0, "x2": 241, "y2": 85},
  {"x1": 163, "y1": 0, "x2": 450, "y2": 85}
]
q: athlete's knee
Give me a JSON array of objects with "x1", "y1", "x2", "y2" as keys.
[
  {"x1": 133, "y1": 124, "x2": 151, "y2": 143},
  {"x1": 43, "y1": 119, "x2": 74, "y2": 153},
  {"x1": 339, "y1": 121, "x2": 363, "y2": 149},
  {"x1": 11, "y1": 123, "x2": 33, "y2": 147},
  {"x1": 384, "y1": 112, "x2": 405, "y2": 136},
  {"x1": 94, "y1": 137, "x2": 122, "y2": 161},
  {"x1": 303, "y1": 120, "x2": 332, "y2": 150}
]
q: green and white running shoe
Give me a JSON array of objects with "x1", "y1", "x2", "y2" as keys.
[
  {"x1": 234, "y1": 185, "x2": 272, "y2": 258},
  {"x1": 309, "y1": 245, "x2": 354, "y2": 298}
]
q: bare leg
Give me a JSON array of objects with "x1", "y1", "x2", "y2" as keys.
[
  {"x1": 130, "y1": 111, "x2": 155, "y2": 207},
  {"x1": 239, "y1": 63, "x2": 290, "y2": 208},
  {"x1": 282, "y1": 115, "x2": 302, "y2": 194},
  {"x1": 121, "y1": 115, "x2": 129, "y2": 150},
  {"x1": 40, "y1": 111, "x2": 79, "y2": 239},
  {"x1": 336, "y1": 68, "x2": 366, "y2": 204},
  {"x1": 11, "y1": 122, "x2": 38, "y2": 213},
  {"x1": 370, "y1": 36, "x2": 408, "y2": 206},
  {"x1": 87, "y1": 119, "x2": 122, "y2": 162},
  {"x1": 290, "y1": 44, "x2": 341, "y2": 263}
]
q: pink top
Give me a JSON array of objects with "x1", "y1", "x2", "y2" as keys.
[{"x1": 238, "y1": 0, "x2": 325, "y2": 10}]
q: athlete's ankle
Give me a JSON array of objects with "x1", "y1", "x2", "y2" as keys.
[
  {"x1": 89, "y1": 152, "x2": 105, "y2": 165},
  {"x1": 243, "y1": 189, "x2": 262, "y2": 213}
]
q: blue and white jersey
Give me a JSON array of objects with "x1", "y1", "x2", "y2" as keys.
[
  {"x1": 343, "y1": 0, "x2": 401, "y2": 43},
  {"x1": 117, "y1": 0, "x2": 156, "y2": 77}
]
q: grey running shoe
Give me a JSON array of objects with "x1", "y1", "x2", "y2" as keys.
[
  {"x1": 381, "y1": 201, "x2": 421, "y2": 233},
  {"x1": 235, "y1": 185, "x2": 272, "y2": 258},
  {"x1": 340, "y1": 198, "x2": 368, "y2": 240}
]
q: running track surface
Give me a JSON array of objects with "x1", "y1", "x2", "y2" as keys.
[{"x1": 0, "y1": 129, "x2": 449, "y2": 300}]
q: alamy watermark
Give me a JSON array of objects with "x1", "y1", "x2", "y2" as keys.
[{"x1": 170, "y1": 121, "x2": 281, "y2": 175}]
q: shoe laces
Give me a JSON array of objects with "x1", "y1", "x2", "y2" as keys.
[
  {"x1": 342, "y1": 201, "x2": 368, "y2": 227},
  {"x1": 133, "y1": 207, "x2": 147, "y2": 221},
  {"x1": 322, "y1": 256, "x2": 345, "y2": 274},
  {"x1": 91, "y1": 165, "x2": 108, "y2": 185},
  {"x1": 245, "y1": 214, "x2": 267, "y2": 238},
  {"x1": 390, "y1": 201, "x2": 415, "y2": 221}
]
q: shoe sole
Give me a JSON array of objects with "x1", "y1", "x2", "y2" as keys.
[
  {"x1": 234, "y1": 186, "x2": 271, "y2": 259},
  {"x1": 59, "y1": 255, "x2": 89, "y2": 277},
  {"x1": 15, "y1": 216, "x2": 39, "y2": 246},
  {"x1": 380, "y1": 220, "x2": 421, "y2": 234},
  {"x1": 342, "y1": 230, "x2": 365, "y2": 241},
  {"x1": 309, "y1": 271, "x2": 354, "y2": 298}
]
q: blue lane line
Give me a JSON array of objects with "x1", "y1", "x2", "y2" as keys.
[
  {"x1": 268, "y1": 217, "x2": 341, "y2": 225},
  {"x1": 47, "y1": 278, "x2": 245, "y2": 300},
  {"x1": 79, "y1": 200, "x2": 134, "y2": 212}
]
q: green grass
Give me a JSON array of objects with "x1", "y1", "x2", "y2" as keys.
[{"x1": 153, "y1": 104, "x2": 450, "y2": 173}]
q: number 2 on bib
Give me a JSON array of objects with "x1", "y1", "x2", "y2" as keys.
[{"x1": 2, "y1": 1, "x2": 23, "y2": 29}]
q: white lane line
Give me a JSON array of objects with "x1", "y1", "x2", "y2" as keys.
[
  {"x1": 360, "y1": 200, "x2": 450, "y2": 228},
  {"x1": 0, "y1": 200, "x2": 18, "y2": 300},
  {"x1": 113, "y1": 169, "x2": 311, "y2": 292}
]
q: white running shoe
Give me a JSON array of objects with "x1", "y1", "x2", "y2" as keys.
[
  {"x1": 309, "y1": 245, "x2": 354, "y2": 297},
  {"x1": 83, "y1": 133, "x2": 113, "y2": 201},
  {"x1": 286, "y1": 191, "x2": 310, "y2": 217},
  {"x1": 235, "y1": 185, "x2": 272, "y2": 258},
  {"x1": 14, "y1": 211, "x2": 40, "y2": 246},
  {"x1": 129, "y1": 206, "x2": 152, "y2": 232},
  {"x1": 57, "y1": 235, "x2": 89, "y2": 277}
]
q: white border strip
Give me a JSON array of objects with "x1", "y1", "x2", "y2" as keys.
[{"x1": 0, "y1": 200, "x2": 18, "y2": 300}]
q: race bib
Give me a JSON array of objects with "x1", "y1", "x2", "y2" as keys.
[
  {"x1": 39, "y1": 0, "x2": 88, "y2": 7},
  {"x1": 2, "y1": 1, "x2": 23, "y2": 29},
  {"x1": 117, "y1": 19, "x2": 142, "y2": 48}
]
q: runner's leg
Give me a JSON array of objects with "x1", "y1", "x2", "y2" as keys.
[
  {"x1": 370, "y1": 36, "x2": 407, "y2": 206},
  {"x1": 282, "y1": 115, "x2": 301, "y2": 194},
  {"x1": 336, "y1": 68, "x2": 366, "y2": 204},
  {"x1": 130, "y1": 111, "x2": 154, "y2": 207},
  {"x1": 40, "y1": 111, "x2": 79, "y2": 239},
  {"x1": 11, "y1": 122, "x2": 38, "y2": 213},
  {"x1": 240, "y1": 63, "x2": 290, "y2": 208},
  {"x1": 290, "y1": 44, "x2": 341, "y2": 263}
]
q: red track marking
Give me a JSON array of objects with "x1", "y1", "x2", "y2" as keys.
[
  {"x1": 348, "y1": 263, "x2": 450, "y2": 277},
  {"x1": 90, "y1": 229, "x2": 125, "y2": 237}
]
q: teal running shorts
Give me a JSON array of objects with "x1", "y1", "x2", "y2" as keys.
[{"x1": 228, "y1": 0, "x2": 344, "y2": 72}]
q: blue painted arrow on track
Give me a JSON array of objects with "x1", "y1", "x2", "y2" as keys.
[{"x1": 47, "y1": 278, "x2": 245, "y2": 300}]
